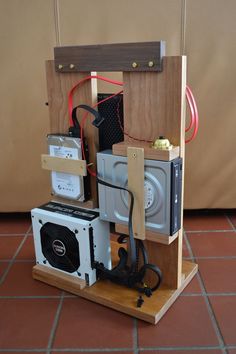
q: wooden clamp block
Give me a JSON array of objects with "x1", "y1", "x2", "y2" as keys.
[
  {"x1": 127, "y1": 147, "x2": 145, "y2": 240},
  {"x1": 113, "y1": 141, "x2": 180, "y2": 161},
  {"x1": 41, "y1": 154, "x2": 87, "y2": 176}
]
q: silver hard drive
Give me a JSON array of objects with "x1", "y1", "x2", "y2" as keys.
[
  {"x1": 97, "y1": 150, "x2": 181, "y2": 235},
  {"x1": 47, "y1": 134, "x2": 85, "y2": 201}
]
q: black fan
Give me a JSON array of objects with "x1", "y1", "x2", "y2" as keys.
[{"x1": 40, "y1": 222, "x2": 80, "y2": 273}]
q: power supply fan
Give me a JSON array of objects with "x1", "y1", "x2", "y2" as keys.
[{"x1": 40, "y1": 222, "x2": 80, "y2": 273}]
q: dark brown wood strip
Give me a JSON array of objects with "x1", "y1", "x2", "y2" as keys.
[{"x1": 54, "y1": 41, "x2": 165, "y2": 72}]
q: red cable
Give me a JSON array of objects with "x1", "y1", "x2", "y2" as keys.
[
  {"x1": 185, "y1": 86, "x2": 199, "y2": 144},
  {"x1": 185, "y1": 88, "x2": 195, "y2": 132},
  {"x1": 69, "y1": 76, "x2": 199, "y2": 176},
  {"x1": 116, "y1": 96, "x2": 153, "y2": 143},
  {"x1": 68, "y1": 75, "x2": 123, "y2": 126}
]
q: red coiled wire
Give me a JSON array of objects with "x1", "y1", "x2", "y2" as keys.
[{"x1": 68, "y1": 76, "x2": 199, "y2": 176}]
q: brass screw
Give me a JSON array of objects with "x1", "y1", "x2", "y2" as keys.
[
  {"x1": 70, "y1": 64, "x2": 75, "y2": 69},
  {"x1": 132, "y1": 62, "x2": 138, "y2": 68},
  {"x1": 58, "y1": 64, "x2": 63, "y2": 69},
  {"x1": 148, "y1": 61, "x2": 154, "y2": 67}
]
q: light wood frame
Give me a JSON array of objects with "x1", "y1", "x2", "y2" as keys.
[{"x1": 33, "y1": 43, "x2": 197, "y2": 325}]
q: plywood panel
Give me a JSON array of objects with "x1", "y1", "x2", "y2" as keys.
[
  {"x1": 144, "y1": 230, "x2": 183, "y2": 289},
  {"x1": 123, "y1": 56, "x2": 186, "y2": 148},
  {"x1": 45, "y1": 61, "x2": 98, "y2": 205},
  {"x1": 122, "y1": 56, "x2": 186, "y2": 289}
]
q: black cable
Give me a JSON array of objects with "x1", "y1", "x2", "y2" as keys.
[
  {"x1": 72, "y1": 104, "x2": 105, "y2": 128},
  {"x1": 96, "y1": 176, "x2": 136, "y2": 273},
  {"x1": 96, "y1": 177, "x2": 163, "y2": 295}
]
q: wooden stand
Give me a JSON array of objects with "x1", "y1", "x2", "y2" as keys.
[
  {"x1": 33, "y1": 241, "x2": 197, "y2": 324},
  {"x1": 34, "y1": 42, "x2": 197, "y2": 325}
]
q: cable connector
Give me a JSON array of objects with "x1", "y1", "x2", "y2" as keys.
[
  {"x1": 137, "y1": 295, "x2": 144, "y2": 308},
  {"x1": 92, "y1": 115, "x2": 105, "y2": 128},
  {"x1": 68, "y1": 126, "x2": 81, "y2": 138}
]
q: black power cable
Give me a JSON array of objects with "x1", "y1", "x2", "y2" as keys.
[
  {"x1": 70, "y1": 102, "x2": 163, "y2": 298},
  {"x1": 96, "y1": 177, "x2": 162, "y2": 297},
  {"x1": 96, "y1": 177, "x2": 136, "y2": 274}
]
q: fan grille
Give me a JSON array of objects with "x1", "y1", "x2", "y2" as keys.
[{"x1": 40, "y1": 222, "x2": 80, "y2": 273}]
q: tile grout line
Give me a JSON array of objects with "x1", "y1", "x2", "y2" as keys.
[
  {"x1": 133, "y1": 318, "x2": 139, "y2": 354},
  {"x1": 50, "y1": 348, "x2": 133, "y2": 352},
  {"x1": 4, "y1": 254, "x2": 236, "y2": 262},
  {"x1": 0, "y1": 233, "x2": 31, "y2": 237},
  {"x1": 185, "y1": 229, "x2": 235, "y2": 234},
  {"x1": 0, "y1": 259, "x2": 36, "y2": 263},
  {"x1": 4, "y1": 253, "x2": 236, "y2": 262},
  {"x1": 2, "y1": 291, "x2": 236, "y2": 300},
  {"x1": 0, "y1": 226, "x2": 32, "y2": 285},
  {"x1": 46, "y1": 291, "x2": 65, "y2": 354},
  {"x1": 184, "y1": 231, "x2": 228, "y2": 354},
  {"x1": 3, "y1": 345, "x2": 236, "y2": 352},
  {"x1": 0, "y1": 345, "x2": 236, "y2": 354},
  {"x1": 139, "y1": 345, "x2": 228, "y2": 351}
]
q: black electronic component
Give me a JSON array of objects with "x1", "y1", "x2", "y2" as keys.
[
  {"x1": 40, "y1": 222, "x2": 80, "y2": 273},
  {"x1": 97, "y1": 93, "x2": 124, "y2": 151},
  {"x1": 31, "y1": 203, "x2": 111, "y2": 286},
  {"x1": 170, "y1": 158, "x2": 182, "y2": 235}
]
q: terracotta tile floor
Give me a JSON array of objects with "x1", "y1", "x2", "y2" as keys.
[{"x1": 0, "y1": 210, "x2": 236, "y2": 354}]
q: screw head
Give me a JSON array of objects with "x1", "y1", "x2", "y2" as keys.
[
  {"x1": 70, "y1": 64, "x2": 75, "y2": 69},
  {"x1": 132, "y1": 62, "x2": 138, "y2": 68},
  {"x1": 148, "y1": 61, "x2": 154, "y2": 67},
  {"x1": 58, "y1": 64, "x2": 63, "y2": 69}
]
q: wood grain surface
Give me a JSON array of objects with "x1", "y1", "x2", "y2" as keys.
[
  {"x1": 41, "y1": 154, "x2": 87, "y2": 176},
  {"x1": 127, "y1": 147, "x2": 145, "y2": 240},
  {"x1": 122, "y1": 56, "x2": 187, "y2": 289},
  {"x1": 32, "y1": 256, "x2": 197, "y2": 324},
  {"x1": 45, "y1": 60, "x2": 98, "y2": 206},
  {"x1": 113, "y1": 141, "x2": 180, "y2": 161},
  {"x1": 54, "y1": 41, "x2": 165, "y2": 72}
]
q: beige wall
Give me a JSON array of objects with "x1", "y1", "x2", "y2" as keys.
[{"x1": 0, "y1": 0, "x2": 235, "y2": 211}]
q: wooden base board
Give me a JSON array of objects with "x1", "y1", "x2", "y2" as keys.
[{"x1": 32, "y1": 260, "x2": 197, "y2": 325}]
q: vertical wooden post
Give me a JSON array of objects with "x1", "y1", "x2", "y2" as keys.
[
  {"x1": 127, "y1": 147, "x2": 145, "y2": 240},
  {"x1": 45, "y1": 61, "x2": 98, "y2": 206},
  {"x1": 123, "y1": 56, "x2": 186, "y2": 289}
]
